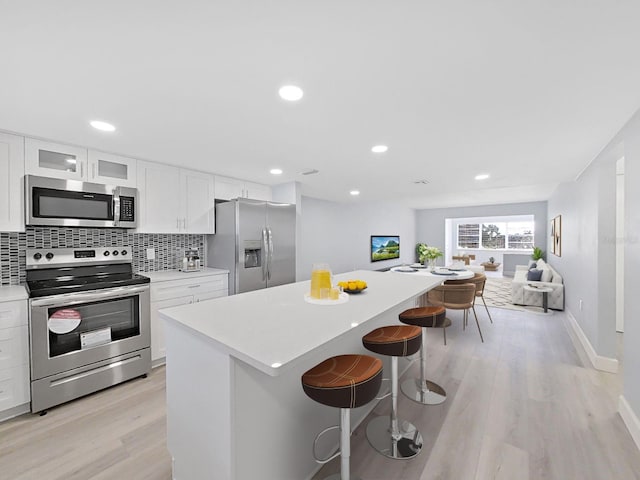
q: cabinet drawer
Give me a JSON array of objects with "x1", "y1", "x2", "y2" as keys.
[
  {"x1": 151, "y1": 275, "x2": 228, "y2": 302},
  {"x1": 0, "y1": 326, "x2": 29, "y2": 370},
  {"x1": 0, "y1": 365, "x2": 30, "y2": 411},
  {"x1": 0, "y1": 301, "x2": 28, "y2": 329}
]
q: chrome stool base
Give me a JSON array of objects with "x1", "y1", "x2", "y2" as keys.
[
  {"x1": 323, "y1": 475, "x2": 362, "y2": 480},
  {"x1": 401, "y1": 378, "x2": 446, "y2": 405},
  {"x1": 366, "y1": 415, "x2": 423, "y2": 459}
]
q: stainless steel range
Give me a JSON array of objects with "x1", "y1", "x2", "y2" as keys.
[{"x1": 26, "y1": 246, "x2": 151, "y2": 413}]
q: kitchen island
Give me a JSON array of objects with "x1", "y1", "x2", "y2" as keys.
[{"x1": 160, "y1": 269, "x2": 444, "y2": 480}]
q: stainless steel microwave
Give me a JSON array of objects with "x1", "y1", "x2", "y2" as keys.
[{"x1": 25, "y1": 175, "x2": 138, "y2": 228}]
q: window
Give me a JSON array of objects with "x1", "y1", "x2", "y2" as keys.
[{"x1": 457, "y1": 219, "x2": 534, "y2": 250}]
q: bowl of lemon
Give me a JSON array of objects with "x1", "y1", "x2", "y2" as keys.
[{"x1": 338, "y1": 280, "x2": 368, "y2": 294}]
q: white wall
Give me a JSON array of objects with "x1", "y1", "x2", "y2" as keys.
[
  {"x1": 298, "y1": 196, "x2": 416, "y2": 280},
  {"x1": 548, "y1": 105, "x2": 640, "y2": 439}
]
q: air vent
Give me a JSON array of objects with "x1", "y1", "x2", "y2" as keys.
[
  {"x1": 413, "y1": 179, "x2": 430, "y2": 185},
  {"x1": 301, "y1": 169, "x2": 319, "y2": 176}
]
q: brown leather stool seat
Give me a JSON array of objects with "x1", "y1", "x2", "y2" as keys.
[
  {"x1": 302, "y1": 354, "x2": 383, "y2": 409},
  {"x1": 399, "y1": 305, "x2": 448, "y2": 327},
  {"x1": 398, "y1": 306, "x2": 448, "y2": 406},
  {"x1": 362, "y1": 325, "x2": 422, "y2": 357}
]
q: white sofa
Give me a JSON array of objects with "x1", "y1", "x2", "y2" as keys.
[{"x1": 511, "y1": 259, "x2": 564, "y2": 310}]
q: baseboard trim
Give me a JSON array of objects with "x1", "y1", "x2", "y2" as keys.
[
  {"x1": 619, "y1": 395, "x2": 640, "y2": 452},
  {"x1": 0, "y1": 403, "x2": 30, "y2": 423},
  {"x1": 565, "y1": 310, "x2": 618, "y2": 373}
]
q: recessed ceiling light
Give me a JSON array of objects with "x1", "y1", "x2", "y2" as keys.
[
  {"x1": 90, "y1": 120, "x2": 116, "y2": 132},
  {"x1": 350, "y1": 190, "x2": 360, "y2": 196},
  {"x1": 278, "y1": 85, "x2": 304, "y2": 101},
  {"x1": 270, "y1": 168, "x2": 283, "y2": 175},
  {"x1": 371, "y1": 145, "x2": 388, "y2": 153},
  {"x1": 475, "y1": 174, "x2": 490, "y2": 180},
  {"x1": 271, "y1": 362, "x2": 282, "y2": 368}
]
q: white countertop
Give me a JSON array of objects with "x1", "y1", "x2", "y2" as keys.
[
  {"x1": 140, "y1": 267, "x2": 229, "y2": 283},
  {"x1": 0, "y1": 285, "x2": 28, "y2": 302},
  {"x1": 160, "y1": 269, "x2": 443, "y2": 376}
]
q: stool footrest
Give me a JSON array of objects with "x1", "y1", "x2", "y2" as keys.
[{"x1": 313, "y1": 425, "x2": 341, "y2": 464}]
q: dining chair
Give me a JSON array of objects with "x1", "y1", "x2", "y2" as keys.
[
  {"x1": 445, "y1": 273, "x2": 493, "y2": 324},
  {"x1": 426, "y1": 283, "x2": 484, "y2": 342}
]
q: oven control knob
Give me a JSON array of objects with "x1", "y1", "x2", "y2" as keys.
[
  {"x1": 112, "y1": 250, "x2": 119, "y2": 256},
  {"x1": 103, "y1": 251, "x2": 110, "y2": 256},
  {"x1": 33, "y1": 253, "x2": 42, "y2": 260},
  {"x1": 121, "y1": 250, "x2": 128, "y2": 256},
  {"x1": 45, "y1": 252, "x2": 54, "y2": 260}
]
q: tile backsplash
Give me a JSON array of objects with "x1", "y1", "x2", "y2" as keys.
[{"x1": 0, "y1": 227, "x2": 206, "y2": 286}]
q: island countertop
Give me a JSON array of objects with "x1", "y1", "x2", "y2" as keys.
[{"x1": 160, "y1": 269, "x2": 443, "y2": 376}]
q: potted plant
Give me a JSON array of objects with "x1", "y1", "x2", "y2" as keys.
[
  {"x1": 423, "y1": 246, "x2": 443, "y2": 271},
  {"x1": 532, "y1": 247, "x2": 544, "y2": 261},
  {"x1": 415, "y1": 243, "x2": 428, "y2": 264}
]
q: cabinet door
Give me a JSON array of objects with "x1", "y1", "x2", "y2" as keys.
[
  {"x1": 181, "y1": 169, "x2": 215, "y2": 234},
  {"x1": 214, "y1": 175, "x2": 244, "y2": 200},
  {"x1": 136, "y1": 161, "x2": 181, "y2": 233},
  {"x1": 87, "y1": 150, "x2": 137, "y2": 187},
  {"x1": 0, "y1": 132, "x2": 25, "y2": 232},
  {"x1": 194, "y1": 290, "x2": 227, "y2": 303},
  {"x1": 25, "y1": 138, "x2": 87, "y2": 180},
  {"x1": 150, "y1": 295, "x2": 193, "y2": 362},
  {"x1": 244, "y1": 181, "x2": 272, "y2": 201}
]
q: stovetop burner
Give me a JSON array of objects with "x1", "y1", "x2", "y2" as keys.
[{"x1": 25, "y1": 247, "x2": 149, "y2": 298}]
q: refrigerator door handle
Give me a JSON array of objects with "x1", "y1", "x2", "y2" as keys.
[
  {"x1": 262, "y1": 228, "x2": 268, "y2": 281},
  {"x1": 267, "y1": 227, "x2": 274, "y2": 281}
]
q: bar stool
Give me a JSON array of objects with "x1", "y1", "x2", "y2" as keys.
[
  {"x1": 398, "y1": 305, "x2": 448, "y2": 405},
  {"x1": 302, "y1": 354, "x2": 383, "y2": 480},
  {"x1": 362, "y1": 325, "x2": 423, "y2": 459}
]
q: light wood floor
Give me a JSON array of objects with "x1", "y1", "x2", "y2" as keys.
[{"x1": 2, "y1": 307, "x2": 639, "y2": 480}]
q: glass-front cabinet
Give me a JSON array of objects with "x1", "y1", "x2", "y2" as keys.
[
  {"x1": 25, "y1": 138, "x2": 88, "y2": 181},
  {"x1": 88, "y1": 150, "x2": 137, "y2": 187},
  {"x1": 25, "y1": 138, "x2": 137, "y2": 187}
]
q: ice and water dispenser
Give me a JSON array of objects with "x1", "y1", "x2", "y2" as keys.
[{"x1": 243, "y1": 240, "x2": 262, "y2": 268}]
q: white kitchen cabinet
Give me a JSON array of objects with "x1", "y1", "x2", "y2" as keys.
[
  {"x1": 25, "y1": 138, "x2": 88, "y2": 181},
  {"x1": 214, "y1": 175, "x2": 272, "y2": 201},
  {"x1": 137, "y1": 160, "x2": 215, "y2": 234},
  {"x1": 148, "y1": 271, "x2": 228, "y2": 364},
  {"x1": 181, "y1": 169, "x2": 215, "y2": 234},
  {"x1": 0, "y1": 298, "x2": 30, "y2": 417},
  {"x1": 87, "y1": 150, "x2": 137, "y2": 187},
  {"x1": 0, "y1": 132, "x2": 25, "y2": 232},
  {"x1": 136, "y1": 161, "x2": 181, "y2": 233},
  {"x1": 243, "y1": 181, "x2": 272, "y2": 201},
  {"x1": 25, "y1": 138, "x2": 137, "y2": 188}
]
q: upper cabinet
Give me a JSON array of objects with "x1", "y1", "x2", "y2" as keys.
[
  {"x1": 215, "y1": 175, "x2": 272, "y2": 201},
  {"x1": 25, "y1": 138, "x2": 87, "y2": 181},
  {"x1": 25, "y1": 138, "x2": 136, "y2": 186},
  {"x1": 0, "y1": 132, "x2": 25, "y2": 232},
  {"x1": 137, "y1": 161, "x2": 215, "y2": 234},
  {"x1": 87, "y1": 150, "x2": 137, "y2": 187}
]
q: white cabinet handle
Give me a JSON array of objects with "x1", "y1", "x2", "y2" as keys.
[
  {"x1": 79, "y1": 162, "x2": 84, "y2": 178},
  {"x1": 188, "y1": 285, "x2": 201, "y2": 289},
  {"x1": 183, "y1": 218, "x2": 187, "y2": 230},
  {"x1": 176, "y1": 218, "x2": 180, "y2": 230},
  {"x1": 92, "y1": 163, "x2": 96, "y2": 179}
]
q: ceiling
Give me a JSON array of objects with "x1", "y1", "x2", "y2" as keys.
[{"x1": 1, "y1": 1, "x2": 640, "y2": 209}]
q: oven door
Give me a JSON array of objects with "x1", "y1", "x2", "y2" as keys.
[{"x1": 29, "y1": 285, "x2": 150, "y2": 380}]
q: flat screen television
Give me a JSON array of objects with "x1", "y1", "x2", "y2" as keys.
[{"x1": 371, "y1": 235, "x2": 400, "y2": 262}]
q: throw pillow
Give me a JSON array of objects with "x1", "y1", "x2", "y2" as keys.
[
  {"x1": 529, "y1": 262, "x2": 537, "y2": 270},
  {"x1": 541, "y1": 267, "x2": 553, "y2": 283},
  {"x1": 527, "y1": 269, "x2": 543, "y2": 281},
  {"x1": 537, "y1": 258, "x2": 546, "y2": 268}
]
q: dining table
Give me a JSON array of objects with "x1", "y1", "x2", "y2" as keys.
[{"x1": 389, "y1": 264, "x2": 476, "y2": 281}]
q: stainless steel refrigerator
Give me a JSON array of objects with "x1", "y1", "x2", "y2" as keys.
[{"x1": 207, "y1": 198, "x2": 296, "y2": 295}]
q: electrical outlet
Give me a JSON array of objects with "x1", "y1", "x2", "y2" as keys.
[
  {"x1": 579, "y1": 299, "x2": 583, "y2": 311},
  {"x1": 146, "y1": 248, "x2": 155, "y2": 260}
]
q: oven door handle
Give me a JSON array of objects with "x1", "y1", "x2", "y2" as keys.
[{"x1": 30, "y1": 285, "x2": 149, "y2": 308}]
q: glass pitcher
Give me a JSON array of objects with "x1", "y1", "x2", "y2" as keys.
[{"x1": 310, "y1": 263, "x2": 332, "y2": 299}]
